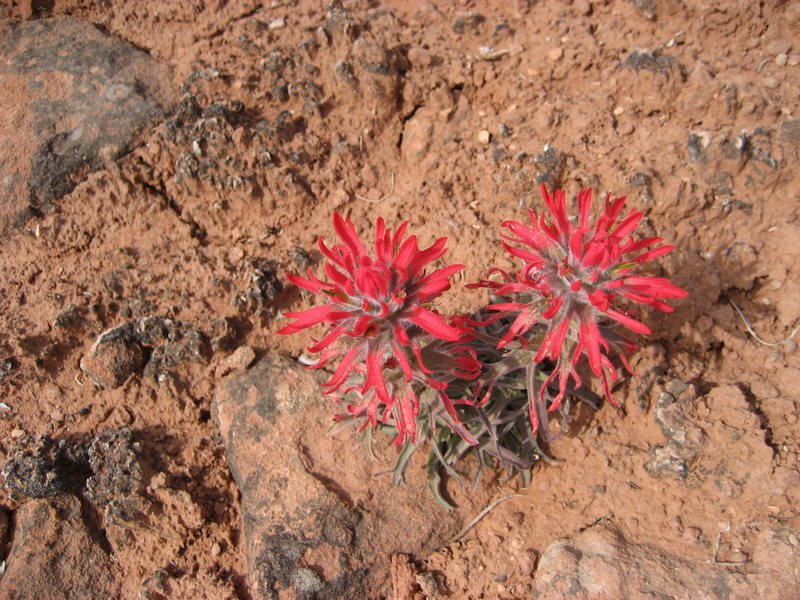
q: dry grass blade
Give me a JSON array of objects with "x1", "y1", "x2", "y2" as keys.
[
  {"x1": 448, "y1": 494, "x2": 523, "y2": 544},
  {"x1": 355, "y1": 172, "x2": 395, "y2": 203},
  {"x1": 730, "y1": 300, "x2": 800, "y2": 347}
]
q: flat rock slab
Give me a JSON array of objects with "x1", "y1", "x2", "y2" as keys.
[
  {"x1": 213, "y1": 354, "x2": 489, "y2": 600},
  {"x1": 0, "y1": 17, "x2": 176, "y2": 233},
  {"x1": 532, "y1": 523, "x2": 800, "y2": 600}
]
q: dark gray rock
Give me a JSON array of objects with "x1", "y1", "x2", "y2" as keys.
[
  {"x1": 644, "y1": 379, "x2": 704, "y2": 480},
  {"x1": 80, "y1": 316, "x2": 210, "y2": 388},
  {"x1": 0, "y1": 17, "x2": 176, "y2": 233},
  {"x1": 2, "y1": 434, "x2": 90, "y2": 500},
  {"x1": 622, "y1": 48, "x2": 684, "y2": 77},
  {"x1": 531, "y1": 145, "x2": 568, "y2": 187},
  {"x1": 452, "y1": 12, "x2": 485, "y2": 34},
  {"x1": 85, "y1": 427, "x2": 150, "y2": 527}
]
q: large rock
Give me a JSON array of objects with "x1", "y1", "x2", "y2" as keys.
[
  {"x1": 0, "y1": 17, "x2": 176, "y2": 233},
  {"x1": 213, "y1": 354, "x2": 489, "y2": 600},
  {"x1": 0, "y1": 495, "x2": 122, "y2": 600},
  {"x1": 531, "y1": 523, "x2": 800, "y2": 600}
]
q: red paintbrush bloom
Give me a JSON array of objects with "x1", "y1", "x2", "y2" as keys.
[
  {"x1": 471, "y1": 183, "x2": 687, "y2": 433},
  {"x1": 279, "y1": 212, "x2": 477, "y2": 445}
]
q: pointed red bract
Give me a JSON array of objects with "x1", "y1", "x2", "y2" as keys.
[
  {"x1": 471, "y1": 184, "x2": 687, "y2": 434},
  {"x1": 280, "y1": 212, "x2": 478, "y2": 445}
]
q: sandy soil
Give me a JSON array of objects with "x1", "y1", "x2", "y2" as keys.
[{"x1": 1, "y1": 1, "x2": 799, "y2": 598}]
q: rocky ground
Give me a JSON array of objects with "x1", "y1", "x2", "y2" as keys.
[{"x1": 1, "y1": 1, "x2": 799, "y2": 599}]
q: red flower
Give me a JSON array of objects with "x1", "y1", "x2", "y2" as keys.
[
  {"x1": 279, "y1": 212, "x2": 477, "y2": 445},
  {"x1": 471, "y1": 184, "x2": 687, "y2": 433}
]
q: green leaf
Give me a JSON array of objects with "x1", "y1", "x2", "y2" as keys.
[{"x1": 426, "y1": 459, "x2": 455, "y2": 510}]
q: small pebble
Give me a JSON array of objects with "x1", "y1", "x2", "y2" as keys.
[
  {"x1": 228, "y1": 247, "x2": 245, "y2": 263},
  {"x1": 767, "y1": 39, "x2": 792, "y2": 56},
  {"x1": 211, "y1": 542, "x2": 222, "y2": 557},
  {"x1": 217, "y1": 345, "x2": 256, "y2": 377},
  {"x1": 617, "y1": 121, "x2": 635, "y2": 135},
  {"x1": 613, "y1": 105, "x2": 625, "y2": 116},
  {"x1": 727, "y1": 551, "x2": 748, "y2": 564},
  {"x1": 11, "y1": 428, "x2": 24, "y2": 438},
  {"x1": 763, "y1": 76, "x2": 781, "y2": 89},
  {"x1": 269, "y1": 18, "x2": 286, "y2": 29},
  {"x1": 407, "y1": 46, "x2": 432, "y2": 67},
  {"x1": 776, "y1": 53, "x2": 788, "y2": 66},
  {"x1": 477, "y1": 130, "x2": 491, "y2": 144},
  {"x1": 574, "y1": 0, "x2": 592, "y2": 16},
  {"x1": 50, "y1": 409, "x2": 64, "y2": 422},
  {"x1": 547, "y1": 47, "x2": 564, "y2": 61},
  {"x1": 683, "y1": 527, "x2": 702, "y2": 542}
]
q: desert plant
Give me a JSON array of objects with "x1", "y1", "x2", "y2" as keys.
[{"x1": 279, "y1": 184, "x2": 686, "y2": 507}]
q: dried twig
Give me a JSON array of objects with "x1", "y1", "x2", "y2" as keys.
[
  {"x1": 355, "y1": 172, "x2": 394, "y2": 203},
  {"x1": 449, "y1": 494, "x2": 523, "y2": 543},
  {"x1": 730, "y1": 300, "x2": 800, "y2": 347}
]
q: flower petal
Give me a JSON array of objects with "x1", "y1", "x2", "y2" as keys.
[{"x1": 407, "y1": 307, "x2": 462, "y2": 341}]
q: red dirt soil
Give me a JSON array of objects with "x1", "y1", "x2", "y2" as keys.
[{"x1": 1, "y1": 1, "x2": 799, "y2": 599}]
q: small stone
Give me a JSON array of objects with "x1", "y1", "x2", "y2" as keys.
[
  {"x1": 11, "y1": 428, "x2": 25, "y2": 438},
  {"x1": 574, "y1": 0, "x2": 592, "y2": 16},
  {"x1": 763, "y1": 77, "x2": 781, "y2": 89},
  {"x1": 477, "y1": 129, "x2": 491, "y2": 144},
  {"x1": 330, "y1": 188, "x2": 348, "y2": 208},
  {"x1": 728, "y1": 550, "x2": 748, "y2": 563},
  {"x1": 776, "y1": 53, "x2": 788, "y2": 66},
  {"x1": 617, "y1": 121, "x2": 635, "y2": 135},
  {"x1": 547, "y1": 47, "x2": 564, "y2": 61},
  {"x1": 211, "y1": 542, "x2": 222, "y2": 557},
  {"x1": 216, "y1": 345, "x2": 256, "y2": 377},
  {"x1": 227, "y1": 247, "x2": 244, "y2": 264},
  {"x1": 50, "y1": 409, "x2": 64, "y2": 422},
  {"x1": 613, "y1": 106, "x2": 624, "y2": 116},
  {"x1": 767, "y1": 39, "x2": 792, "y2": 56},
  {"x1": 231, "y1": 127, "x2": 250, "y2": 147},
  {"x1": 477, "y1": 46, "x2": 510, "y2": 61},
  {"x1": 683, "y1": 527, "x2": 702, "y2": 542},
  {"x1": 269, "y1": 18, "x2": 286, "y2": 29},
  {"x1": 407, "y1": 46, "x2": 432, "y2": 67}
]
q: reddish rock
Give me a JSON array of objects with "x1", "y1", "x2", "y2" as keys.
[
  {"x1": 532, "y1": 524, "x2": 800, "y2": 600},
  {"x1": 213, "y1": 354, "x2": 489, "y2": 600},
  {"x1": 0, "y1": 495, "x2": 122, "y2": 600},
  {"x1": 0, "y1": 17, "x2": 176, "y2": 233}
]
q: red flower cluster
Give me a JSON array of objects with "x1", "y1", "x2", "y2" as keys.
[
  {"x1": 278, "y1": 212, "x2": 479, "y2": 445},
  {"x1": 471, "y1": 183, "x2": 687, "y2": 433}
]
